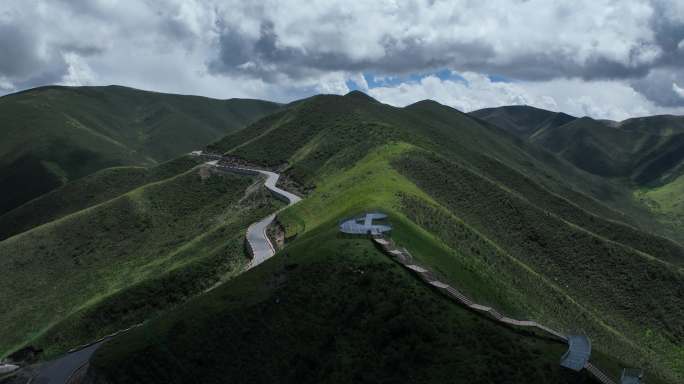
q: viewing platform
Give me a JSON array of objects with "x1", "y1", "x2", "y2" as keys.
[
  {"x1": 560, "y1": 335, "x2": 591, "y2": 371},
  {"x1": 339, "y1": 212, "x2": 392, "y2": 235}
]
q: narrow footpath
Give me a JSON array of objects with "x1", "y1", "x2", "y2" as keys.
[{"x1": 372, "y1": 234, "x2": 621, "y2": 384}]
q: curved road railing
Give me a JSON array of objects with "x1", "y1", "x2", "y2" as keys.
[
  {"x1": 205, "y1": 160, "x2": 302, "y2": 268},
  {"x1": 372, "y1": 235, "x2": 619, "y2": 384}
]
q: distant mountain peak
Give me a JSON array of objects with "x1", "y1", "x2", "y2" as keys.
[
  {"x1": 407, "y1": 99, "x2": 443, "y2": 107},
  {"x1": 470, "y1": 104, "x2": 576, "y2": 137},
  {"x1": 344, "y1": 90, "x2": 378, "y2": 102}
]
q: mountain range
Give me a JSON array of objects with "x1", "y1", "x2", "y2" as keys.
[{"x1": 1, "y1": 86, "x2": 682, "y2": 384}]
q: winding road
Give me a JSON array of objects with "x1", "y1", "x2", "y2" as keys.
[
  {"x1": 205, "y1": 161, "x2": 302, "y2": 267},
  {"x1": 242, "y1": 169, "x2": 302, "y2": 268},
  {"x1": 27, "y1": 155, "x2": 301, "y2": 384}
]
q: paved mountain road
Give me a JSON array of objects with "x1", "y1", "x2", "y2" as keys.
[
  {"x1": 242, "y1": 169, "x2": 301, "y2": 268},
  {"x1": 206, "y1": 163, "x2": 302, "y2": 268},
  {"x1": 32, "y1": 342, "x2": 101, "y2": 384},
  {"x1": 247, "y1": 212, "x2": 278, "y2": 266},
  {"x1": 373, "y1": 235, "x2": 618, "y2": 384}
]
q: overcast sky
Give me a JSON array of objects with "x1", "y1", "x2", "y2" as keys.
[{"x1": 1, "y1": 0, "x2": 684, "y2": 120}]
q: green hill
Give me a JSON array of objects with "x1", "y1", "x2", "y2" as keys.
[
  {"x1": 88, "y1": 92, "x2": 680, "y2": 382},
  {"x1": 470, "y1": 105, "x2": 576, "y2": 137},
  {"x1": 212, "y1": 95, "x2": 626, "y2": 213},
  {"x1": 0, "y1": 158, "x2": 281, "y2": 358},
  {"x1": 531, "y1": 117, "x2": 644, "y2": 178},
  {"x1": 474, "y1": 106, "x2": 684, "y2": 242},
  {"x1": 619, "y1": 115, "x2": 684, "y2": 136},
  {"x1": 474, "y1": 107, "x2": 684, "y2": 186},
  {"x1": 0, "y1": 85, "x2": 280, "y2": 214},
  {"x1": 89, "y1": 222, "x2": 599, "y2": 384},
  {"x1": 4, "y1": 90, "x2": 683, "y2": 383},
  {"x1": 0, "y1": 157, "x2": 198, "y2": 240}
]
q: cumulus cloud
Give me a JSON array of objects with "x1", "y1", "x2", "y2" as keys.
[
  {"x1": 206, "y1": 0, "x2": 667, "y2": 82},
  {"x1": 368, "y1": 73, "x2": 556, "y2": 113},
  {"x1": 674, "y1": 83, "x2": 684, "y2": 98},
  {"x1": 369, "y1": 72, "x2": 683, "y2": 121},
  {"x1": 0, "y1": 0, "x2": 683, "y2": 118}
]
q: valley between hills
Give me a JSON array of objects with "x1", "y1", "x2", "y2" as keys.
[{"x1": 1, "y1": 86, "x2": 683, "y2": 384}]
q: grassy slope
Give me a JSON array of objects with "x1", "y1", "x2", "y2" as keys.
[
  {"x1": 470, "y1": 105, "x2": 576, "y2": 137},
  {"x1": 0, "y1": 85, "x2": 279, "y2": 214},
  {"x1": 90, "y1": 140, "x2": 671, "y2": 383},
  {"x1": 278, "y1": 143, "x2": 679, "y2": 382},
  {"x1": 220, "y1": 93, "x2": 680, "y2": 264},
  {"x1": 393, "y1": 149, "x2": 683, "y2": 379},
  {"x1": 5, "y1": 91, "x2": 680, "y2": 382},
  {"x1": 212, "y1": 94, "x2": 633, "y2": 222},
  {"x1": 206, "y1": 93, "x2": 682, "y2": 381},
  {"x1": 0, "y1": 156, "x2": 202, "y2": 240},
  {"x1": 532, "y1": 117, "x2": 657, "y2": 178},
  {"x1": 473, "y1": 108, "x2": 684, "y2": 240},
  {"x1": 0, "y1": 164, "x2": 280, "y2": 358},
  {"x1": 474, "y1": 108, "x2": 684, "y2": 187},
  {"x1": 472, "y1": 106, "x2": 684, "y2": 245},
  {"x1": 635, "y1": 173, "x2": 684, "y2": 234},
  {"x1": 90, "y1": 217, "x2": 592, "y2": 384}
]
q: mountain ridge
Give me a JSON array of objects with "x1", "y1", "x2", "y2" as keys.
[
  {"x1": 0, "y1": 85, "x2": 281, "y2": 214},
  {"x1": 2, "y1": 88, "x2": 683, "y2": 383}
]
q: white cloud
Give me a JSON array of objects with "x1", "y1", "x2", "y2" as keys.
[
  {"x1": 0, "y1": 76, "x2": 13, "y2": 91},
  {"x1": 370, "y1": 73, "x2": 557, "y2": 113},
  {"x1": 313, "y1": 72, "x2": 350, "y2": 95},
  {"x1": 0, "y1": 0, "x2": 682, "y2": 115},
  {"x1": 369, "y1": 73, "x2": 684, "y2": 120},
  {"x1": 61, "y1": 53, "x2": 95, "y2": 86},
  {"x1": 674, "y1": 83, "x2": 684, "y2": 98},
  {"x1": 349, "y1": 73, "x2": 369, "y2": 91}
]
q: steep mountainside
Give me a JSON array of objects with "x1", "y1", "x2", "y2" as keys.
[
  {"x1": 474, "y1": 106, "x2": 684, "y2": 242},
  {"x1": 532, "y1": 117, "x2": 647, "y2": 178},
  {"x1": 619, "y1": 115, "x2": 684, "y2": 135},
  {"x1": 473, "y1": 107, "x2": 684, "y2": 186},
  {"x1": 86, "y1": 92, "x2": 683, "y2": 383},
  {"x1": 212, "y1": 94, "x2": 628, "y2": 213},
  {"x1": 0, "y1": 157, "x2": 281, "y2": 359},
  {"x1": 471, "y1": 105, "x2": 576, "y2": 137},
  {"x1": 0, "y1": 157, "x2": 196, "y2": 241},
  {"x1": 0, "y1": 85, "x2": 280, "y2": 214},
  {"x1": 89, "y1": 223, "x2": 598, "y2": 384}
]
